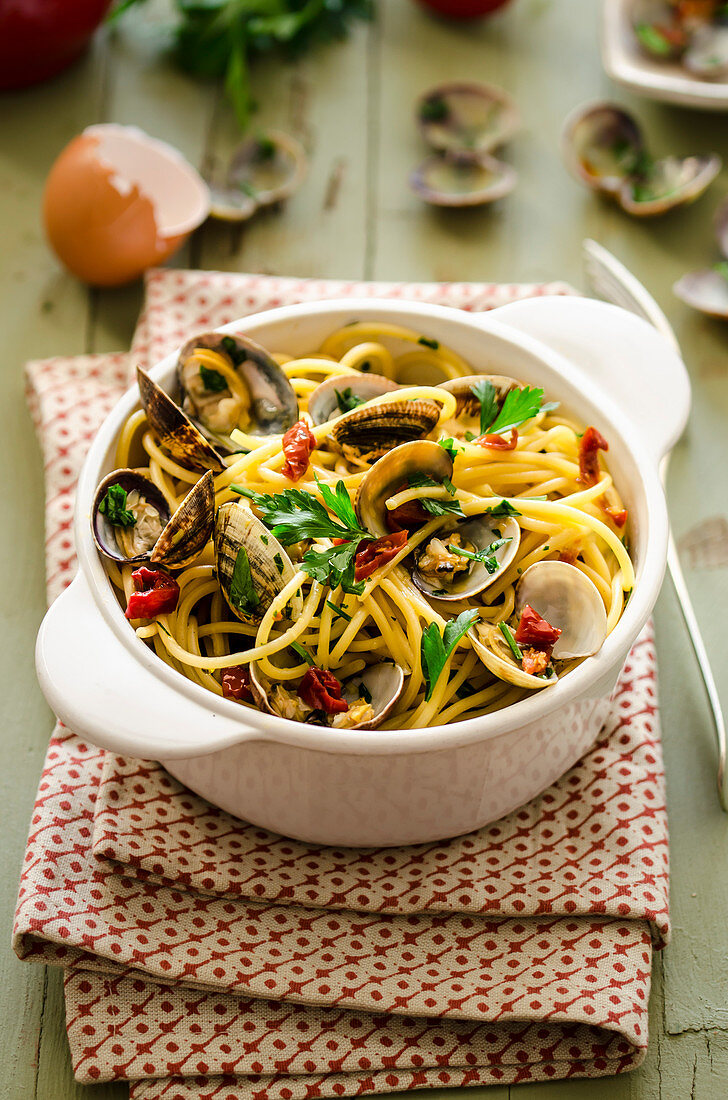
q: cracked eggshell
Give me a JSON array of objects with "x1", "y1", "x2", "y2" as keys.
[{"x1": 43, "y1": 123, "x2": 210, "y2": 287}]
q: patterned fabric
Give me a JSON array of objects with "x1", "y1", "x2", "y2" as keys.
[{"x1": 15, "y1": 270, "x2": 668, "y2": 1099}]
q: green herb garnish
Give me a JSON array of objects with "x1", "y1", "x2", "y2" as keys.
[
  {"x1": 335, "y1": 387, "x2": 366, "y2": 414},
  {"x1": 715, "y1": 261, "x2": 728, "y2": 284},
  {"x1": 489, "y1": 386, "x2": 556, "y2": 435},
  {"x1": 438, "y1": 437, "x2": 463, "y2": 459},
  {"x1": 407, "y1": 474, "x2": 465, "y2": 519},
  {"x1": 255, "y1": 135, "x2": 276, "y2": 161},
  {"x1": 470, "y1": 380, "x2": 499, "y2": 436},
  {"x1": 99, "y1": 483, "x2": 136, "y2": 528},
  {"x1": 232, "y1": 479, "x2": 372, "y2": 596},
  {"x1": 326, "y1": 599, "x2": 352, "y2": 622},
  {"x1": 420, "y1": 96, "x2": 449, "y2": 123},
  {"x1": 418, "y1": 336, "x2": 440, "y2": 350},
  {"x1": 464, "y1": 430, "x2": 476, "y2": 442},
  {"x1": 273, "y1": 552, "x2": 285, "y2": 575},
  {"x1": 199, "y1": 364, "x2": 228, "y2": 393},
  {"x1": 230, "y1": 547, "x2": 260, "y2": 615},
  {"x1": 498, "y1": 621, "x2": 523, "y2": 662},
  {"x1": 358, "y1": 681, "x2": 372, "y2": 703},
  {"x1": 484, "y1": 499, "x2": 522, "y2": 518},
  {"x1": 447, "y1": 537, "x2": 511, "y2": 575},
  {"x1": 421, "y1": 610, "x2": 480, "y2": 701},
  {"x1": 290, "y1": 641, "x2": 315, "y2": 666},
  {"x1": 221, "y1": 334, "x2": 245, "y2": 367},
  {"x1": 635, "y1": 22, "x2": 673, "y2": 57}
]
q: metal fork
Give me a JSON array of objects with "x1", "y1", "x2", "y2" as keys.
[{"x1": 583, "y1": 238, "x2": 727, "y2": 812}]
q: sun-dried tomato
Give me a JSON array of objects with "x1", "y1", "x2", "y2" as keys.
[
  {"x1": 559, "y1": 548, "x2": 579, "y2": 566},
  {"x1": 281, "y1": 419, "x2": 316, "y2": 481},
  {"x1": 221, "y1": 665, "x2": 253, "y2": 702},
  {"x1": 125, "y1": 567, "x2": 179, "y2": 620},
  {"x1": 601, "y1": 502, "x2": 628, "y2": 528},
  {"x1": 521, "y1": 647, "x2": 550, "y2": 677},
  {"x1": 515, "y1": 604, "x2": 562, "y2": 650},
  {"x1": 477, "y1": 429, "x2": 519, "y2": 451},
  {"x1": 298, "y1": 668, "x2": 349, "y2": 714},
  {"x1": 386, "y1": 499, "x2": 430, "y2": 532},
  {"x1": 354, "y1": 530, "x2": 408, "y2": 580},
  {"x1": 578, "y1": 426, "x2": 608, "y2": 486}
]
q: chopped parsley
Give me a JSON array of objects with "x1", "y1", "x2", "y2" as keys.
[
  {"x1": 498, "y1": 621, "x2": 523, "y2": 662},
  {"x1": 230, "y1": 547, "x2": 260, "y2": 615},
  {"x1": 407, "y1": 474, "x2": 465, "y2": 518},
  {"x1": 255, "y1": 135, "x2": 276, "y2": 161},
  {"x1": 715, "y1": 260, "x2": 728, "y2": 284},
  {"x1": 326, "y1": 599, "x2": 352, "y2": 622},
  {"x1": 231, "y1": 479, "x2": 372, "y2": 596},
  {"x1": 199, "y1": 364, "x2": 228, "y2": 393},
  {"x1": 335, "y1": 387, "x2": 365, "y2": 414},
  {"x1": 470, "y1": 381, "x2": 558, "y2": 438},
  {"x1": 358, "y1": 681, "x2": 372, "y2": 703},
  {"x1": 260, "y1": 534, "x2": 269, "y2": 545},
  {"x1": 220, "y1": 334, "x2": 246, "y2": 367},
  {"x1": 418, "y1": 335, "x2": 440, "y2": 350},
  {"x1": 420, "y1": 96, "x2": 449, "y2": 123},
  {"x1": 438, "y1": 437, "x2": 463, "y2": 459},
  {"x1": 484, "y1": 499, "x2": 522, "y2": 518},
  {"x1": 464, "y1": 430, "x2": 476, "y2": 442},
  {"x1": 290, "y1": 641, "x2": 315, "y2": 666},
  {"x1": 421, "y1": 609, "x2": 480, "y2": 701},
  {"x1": 634, "y1": 22, "x2": 673, "y2": 57},
  {"x1": 470, "y1": 380, "x2": 499, "y2": 435},
  {"x1": 99, "y1": 483, "x2": 136, "y2": 528},
  {"x1": 273, "y1": 552, "x2": 285, "y2": 575},
  {"x1": 447, "y1": 537, "x2": 511, "y2": 575}
]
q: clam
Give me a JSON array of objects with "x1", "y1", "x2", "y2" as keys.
[
  {"x1": 631, "y1": 0, "x2": 690, "y2": 60},
  {"x1": 684, "y1": 19, "x2": 728, "y2": 78},
  {"x1": 409, "y1": 153, "x2": 517, "y2": 208},
  {"x1": 137, "y1": 367, "x2": 227, "y2": 474},
  {"x1": 467, "y1": 560, "x2": 608, "y2": 689},
  {"x1": 307, "y1": 374, "x2": 400, "y2": 426},
  {"x1": 356, "y1": 440, "x2": 454, "y2": 537},
  {"x1": 673, "y1": 198, "x2": 728, "y2": 318},
  {"x1": 329, "y1": 399, "x2": 441, "y2": 464},
  {"x1": 208, "y1": 130, "x2": 307, "y2": 223},
  {"x1": 93, "y1": 469, "x2": 214, "y2": 568},
  {"x1": 177, "y1": 331, "x2": 299, "y2": 452},
  {"x1": 250, "y1": 660, "x2": 405, "y2": 730},
  {"x1": 515, "y1": 561, "x2": 608, "y2": 659},
  {"x1": 416, "y1": 83, "x2": 520, "y2": 157},
  {"x1": 214, "y1": 501, "x2": 303, "y2": 624},
  {"x1": 561, "y1": 102, "x2": 720, "y2": 216},
  {"x1": 412, "y1": 513, "x2": 520, "y2": 601}
]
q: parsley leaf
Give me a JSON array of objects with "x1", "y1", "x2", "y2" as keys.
[
  {"x1": 230, "y1": 547, "x2": 260, "y2": 615},
  {"x1": 302, "y1": 542, "x2": 364, "y2": 596},
  {"x1": 418, "y1": 335, "x2": 440, "y2": 350},
  {"x1": 199, "y1": 364, "x2": 228, "y2": 393},
  {"x1": 326, "y1": 599, "x2": 352, "y2": 622},
  {"x1": 99, "y1": 483, "x2": 136, "y2": 528},
  {"x1": 498, "y1": 621, "x2": 523, "y2": 662},
  {"x1": 635, "y1": 22, "x2": 673, "y2": 57},
  {"x1": 438, "y1": 437, "x2": 463, "y2": 459},
  {"x1": 470, "y1": 380, "x2": 499, "y2": 436},
  {"x1": 407, "y1": 474, "x2": 465, "y2": 519},
  {"x1": 489, "y1": 386, "x2": 547, "y2": 435},
  {"x1": 290, "y1": 641, "x2": 315, "y2": 666},
  {"x1": 447, "y1": 537, "x2": 511, "y2": 574},
  {"x1": 335, "y1": 387, "x2": 365, "y2": 414},
  {"x1": 421, "y1": 609, "x2": 480, "y2": 701},
  {"x1": 715, "y1": 260, "x2": 728, "y2": 284},
  {"x1": 484, "y1": 499, "x2": 522, "y2": 518}
]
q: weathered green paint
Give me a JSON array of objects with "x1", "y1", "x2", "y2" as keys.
[{"x1": 2, "y1": 0, "x2": 727, "y2": 1096}]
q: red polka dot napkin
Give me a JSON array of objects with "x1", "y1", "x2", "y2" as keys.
[{"x1": 16, "y1": 270, "x2": 669, "y2": 1099}]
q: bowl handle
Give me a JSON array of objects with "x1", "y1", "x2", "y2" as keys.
[
  {"x1": 35, "y1": 574, "x2": 262, "y2": 760},
  {"x1": 482, "y1": 296, "x2": 691, "y2": 464}
]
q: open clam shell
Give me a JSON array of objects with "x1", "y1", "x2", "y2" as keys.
[
  {"x1": 409, "y1": 153, "x2": 517, "y2": 208},
  {"x1": 307, "y1": 374, "x2": 400, "y2": 426},
  {"x1": 150, "y1": 471, "x2": 215, "y2": 569},
  {"x1": 618, "y1": 153, "x2": 721, "y2": 216},
  {"x1": 214, "y1": 501, "x2": 303, "y2": 625},
  {"x1": 209, "y1": 130, "x2": 307, "y2": 222},
  {"x1": 177, "y1": 331, "x2": 299, "y2": 452},
  {"x1": 356, "y1": 440, "x2": 454, "y2": 537},
  {"x1": 416, "y1": 82, "x2": 520, "y2": 157},
  {"x1": 93, "y1": 469, "x2": 172, "y2": 565},
  {"x1": 137, "y1": 367, "x2": 227, "y2": 474},
  {"x1": 412, "y1": 514, "x2": 520, "y2": 601},
  {"x1": 329, "y1": 399, "x2": 441, "y2": 464},
  {"x1": 684, "y1": 20, "x2": 728, "y2": 79},
  {"x1": 469, "y1": 621, "x2": 558, "y2": 690},
  {"x1": 250, "y1": 660, "x2": 405, "y2": 730},
  {"x1": 438, "y1": 374, "x2": 520, "y2": 420},
  {"x1": 515, "y1": 561, "x2": 608, "y2": 659},
  {"x1": 673, "y1": 266, "x2": 728, "y2": 317}
]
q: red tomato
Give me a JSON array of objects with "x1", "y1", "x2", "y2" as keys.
[
  {"x1": 221, "y1": 666, "x2": 253, "y2": 702},
  {"x1": 0, "y1": 0, "x2": 113, "y2": 90},
  {"x1": 354, "y1": 530, "x2": 408, "y2": 581},
  {"x1": 514, "y1": 604, "x2": 562, "y2": 650},
  {"x1": 415, "y1": 0, "x2": 513, "y2": 18},
  {"x1": 578, "y1": 426, "x2": 609, "y2": 486},
  {"x1": 298, "y1": 668, "x2": 349, "y2": 714},
  {"x1": 477, "y1": 429, "x2": 519, "y2": 451},
  {"x1": 281, "y1": 419, "x2": 316, "y2": 481},
  {"x1": 125, "y1": 567, "x2": 180, "y2": 620}
]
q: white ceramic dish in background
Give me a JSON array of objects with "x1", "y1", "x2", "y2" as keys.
[
  {"x1": 35, "y1": 297, "x2": 690, "y2": 847},
  {"x1": 602, "y1": 0, "x2": 728, "y2": 111}
]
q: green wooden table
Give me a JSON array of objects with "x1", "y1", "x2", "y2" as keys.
[{"x1": 2, "y1": 1, "x2": 727, "y2": 1096}]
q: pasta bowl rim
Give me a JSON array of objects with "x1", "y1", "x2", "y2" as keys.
[{"x1": 70, "y1": 296, "x2": 668, "y2": 757}]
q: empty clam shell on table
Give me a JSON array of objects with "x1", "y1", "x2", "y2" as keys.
[
  {"x1": 208, "y1": 130, "x2": 308, "y2": 222},
  {"x1": 409, "y1": 153, "x2": 518, "y2": 208},
  {"x1": 416, "y1": 82, "x2": 520, "y2": 156},
  {"x1": 674, "y1": 197, "x2": 728, "y2": 318}
]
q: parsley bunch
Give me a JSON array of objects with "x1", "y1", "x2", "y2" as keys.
[
  {"x1": 420, "y1": 610, "x2": 479, "y2": 701},
  {"x1": 112, "y1": 0, "x2": 374, "y2": 130}
]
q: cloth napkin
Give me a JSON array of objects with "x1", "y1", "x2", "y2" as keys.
[{"x1": 15, "y1": 269, "x2": 669, "y2": 1100}]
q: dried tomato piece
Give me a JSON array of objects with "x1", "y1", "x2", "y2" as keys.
[
  {"x1": 298, "y1": 667, "x2": 349, "y2": 714},
  {"x1": 386, "y1": 499, "x2": 429, "y2": 532},
  {"x1": 125, "y1": 567, "x2": 180, "y2": 620},
  {"x1": 477, "y1": 429, "x2": 519, "y2": 451},
  {"x1": 281, "y1": 419, "x2": 316, "y2": 481},
  {"x1": 601, "y1": 502, "x2": 628, "y2": 528},
  {"x1": 578, "y1": 426, "x2": 608, "y2": 486},
  {"x1": 514, "y1": 604, "x2": 562, "y2": 650},
  {"x1": 221, "y1": 665, "x2": 253, "y2": 702},
  {"x1": 521, "y1": 647, "x2": 550, "y2": 677},
  {"x1": 354, "y1": 530, "x2": 408, "y2": 580}
]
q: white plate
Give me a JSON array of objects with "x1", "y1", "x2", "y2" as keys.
[{"x1": 602, "y1": 0, "x2": 728, "y2": 111}]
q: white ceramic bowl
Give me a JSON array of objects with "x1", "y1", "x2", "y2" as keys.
[{"x1": 36, "y1": 297, "x2": 690, "y2": 846}]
